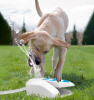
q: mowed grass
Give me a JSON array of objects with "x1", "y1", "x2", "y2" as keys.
[{"x1": 0, "y1": 46, "x2": 94, "y2": 100}]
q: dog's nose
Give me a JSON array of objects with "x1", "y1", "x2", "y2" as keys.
[{"x1": 35, "y1": 57, "x2": 41, "y2": 65}]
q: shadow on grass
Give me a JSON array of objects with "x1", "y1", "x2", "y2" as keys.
[
  {"x1": 62, "y1": 73, "x2": 94, "y2": 90},
  {"x1": 44, "y1": 72, "x2": 94, "y2": 90}
]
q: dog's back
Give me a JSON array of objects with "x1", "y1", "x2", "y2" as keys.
[
  {"x1": 51, "y1": 7, "x2": 68, "y2": 32},
  {"x1": 35, "y1": 0, "x2": 68, "y2": 34}
]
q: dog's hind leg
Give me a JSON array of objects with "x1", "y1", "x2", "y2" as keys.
[{"x1": 52, "y1": 47, "x2": 59, "y2": 71}]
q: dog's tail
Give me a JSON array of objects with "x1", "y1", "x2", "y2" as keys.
[{"x1": 35, "y1": 0, "x2": 43, "y2": 17}]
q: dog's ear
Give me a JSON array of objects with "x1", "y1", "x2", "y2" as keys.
[
  {"x1": 52, "y1": 37, "x2": 69, "y2": 48},
  {"x1": 21, "y1": 31, "x2": 36, "y2": 44}
]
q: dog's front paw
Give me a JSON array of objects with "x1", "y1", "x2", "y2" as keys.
[{"x1": 54, "y1": 69, "x2": 62, "y2": 82}]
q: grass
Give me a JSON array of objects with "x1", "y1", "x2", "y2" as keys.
[{"x1": 0, "y1": 45, "x2": 94, "y2": 100}]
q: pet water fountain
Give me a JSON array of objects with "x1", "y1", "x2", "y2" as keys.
[
  {"x1": 0, "y1": 77, "x2": 74, "y2": 98},
  {"x1": 26, "y1": 78, "x2": 75, "y2": 97}
]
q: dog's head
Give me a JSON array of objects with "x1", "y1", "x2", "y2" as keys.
[{"x1": 21, "y1": 31, "x2": 69, "y2": 66}]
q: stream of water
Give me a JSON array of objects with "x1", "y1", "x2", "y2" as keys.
[
  {"x1": 15, "y1": 38, "x2": 41, "y2": 78},
  {"x1": 8, "y1": 16, "x2": 41, "y2": 78}
]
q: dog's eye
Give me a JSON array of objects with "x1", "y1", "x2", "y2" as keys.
[
  {"x1": 43, "y1": 51, "x2": 48, "y2": 54},
  {"x1": 35, "y1": 46, "x2": 39, "y2": 51}
]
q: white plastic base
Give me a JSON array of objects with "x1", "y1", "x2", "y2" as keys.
[
  {"x1": 26, "y1": 78, "x2": 59, "y2": 98},
  {"x1": 57, "y1": 88, "x2": 72, "y2": 97},
  {"x1": 26, "y1": 78, "x2": 74, "y2": 98}
]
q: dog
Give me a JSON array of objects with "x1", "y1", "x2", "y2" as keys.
[{"x1": 21, "y1": 0, "x2": 69, "y2": 82}]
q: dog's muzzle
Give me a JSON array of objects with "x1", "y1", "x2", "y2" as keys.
[
  {"x1": 35, "y1": 57, "x2": 41, "y2": 65},
  {"x1": 28, "y1": 52, "x2": 41, "y2": 67},
  {"x1": 28, "y1": 53, "x2": 33, "y2": 67}
]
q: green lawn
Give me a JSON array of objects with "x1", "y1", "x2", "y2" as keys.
[{"x1": 0, "y1": 46, "x2": 94, "y2": 100}]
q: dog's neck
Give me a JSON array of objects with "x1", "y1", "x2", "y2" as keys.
[{"x1": 35, "y1": 19, "x2": 56, "y2": 37}]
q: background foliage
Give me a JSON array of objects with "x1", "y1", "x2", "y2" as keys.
[
  {"x1": 82, "y1": 12, "x2": 94, "y2": 45},
  {"x1": 0, "y1": 13, "x2": 12, "y2": 45}
]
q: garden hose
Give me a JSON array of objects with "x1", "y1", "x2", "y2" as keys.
[{"x1": 0, "y1": 87, "x2": 26, "y2": 95}]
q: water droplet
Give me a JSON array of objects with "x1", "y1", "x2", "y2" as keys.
[
  {"x1": 20, "y1": 39, "x2": 24, "y2": 44},
  {"x1": 15, "y1": 30, "x2": 19, "y2": 34},
  {"x1": 22, "y1": 44, "x2": 25, "y2": 46},
  {"x1": 9, "y1": 23, "x2": 12, "y2": 27},
  {"x1": 30, "y1": 63, "x2": 33, "y2": 66}
]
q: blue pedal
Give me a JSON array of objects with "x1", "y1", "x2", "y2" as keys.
[{"x1": 43, "y1": 78, "x2": 74, "y2": 88}]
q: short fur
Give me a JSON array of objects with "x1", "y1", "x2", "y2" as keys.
[{"x1": 21, "y1": 0, "x2": 69, "y2": 82}]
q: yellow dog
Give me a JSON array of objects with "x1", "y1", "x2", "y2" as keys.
[{"x1": 21, "y1": 0, "x2": 69, "y2": 82}]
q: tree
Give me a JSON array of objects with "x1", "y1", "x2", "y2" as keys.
[
  {"x1": 21, "y1": 20, "x2": 26, "y2": 34},
  {"x1": 21, "y1": 19, "x2": 27, "y2": 45},
  {"x1": 0, "y1": 12, "x2": 12, "y2": 45},
  {"x1": 71, "y1": 25, "x2": 78, "y2": 45},
  {"x1": 82, "y1": 12, "x2": 94, "y2": 45}
]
